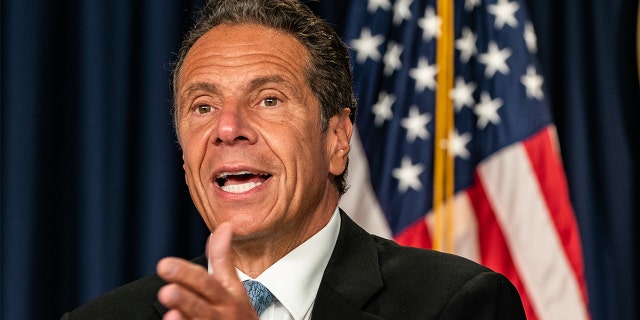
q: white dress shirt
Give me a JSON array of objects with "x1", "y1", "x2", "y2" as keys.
[{"x1": 238, "y1": 208, "x2": 340, "y2": 320}]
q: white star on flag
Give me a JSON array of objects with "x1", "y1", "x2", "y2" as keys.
[
  {"x1": 524, "y1": 21, "x2": 538, "y2": 53},
  {"x1": 383, "y1": 41, "x2": 404, "y2": 76},
  {"x1": 401, "y1": 106, "x2": 432, "y2": 142},
  {"x1": 392, "y1": 0, "x2": 413, "y2": 25},
  {"x1": 521, "y1": 65, "x2": 545, "y2": 100},
  {"x1": 478, "y1": 41, "x2": 512, "y2": 77},
  {"x1": 450, "y1": 77, "x2": 477, "y2": 111},
  {"x1": 372, "y1": 91, "x2": 396, "y2": 126},
  {"x1": 410, "y1": 57, "x2": 438, "y2": 91},
  {"x1": 392, "y1": 157, "x2": 424, "y2": 193},
  {"x1": 474, "y1": 91, "x2": 503, "y2": 129},
  {"x1": 464, "y1": 0, "x2": 481, "y2": 12},
  {"x1": 350, "y1": 28, "x2": 384, "y2": 63},
  {"x1": 418, "y1": 7, "x2": 442, "y2": 41},
  {"x1": 455, "y1": 27, "x2": 478, "y2": 63},
  {"x1": 488, "y1": 0, "x2": 520, "y2": 30},
  {"x1": 447, "y1": 129, "x2": 472, "y2": 159},
  {"x1": 367, "y1": 0, "x2": 391, "y2": 14}
]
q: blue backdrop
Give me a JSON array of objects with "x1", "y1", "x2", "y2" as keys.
[{"x1": 1, "y1": 0, "x2": 638, "y2": 319}]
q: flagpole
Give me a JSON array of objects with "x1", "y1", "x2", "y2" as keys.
[{"x1": 433, "y1": 0, "x2": 455, "y2": 253}]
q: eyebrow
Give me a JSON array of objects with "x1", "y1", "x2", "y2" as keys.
[
  {"x1": 247, "y1": 75, "x2": 287, "y2": 91},
  {"x1": 183, "y1": 82, "x2": 220, "y2": 97},
  {"x1": 182, "y1": 75, "x2": 300, "y2": 99},
  {"x1": 247, "y1": 75, "x2": 302, "y2": 100}
]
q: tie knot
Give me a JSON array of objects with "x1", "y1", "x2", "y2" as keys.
[{"x1": 243, "y1": 280, "x2": 275, "y2": 316}]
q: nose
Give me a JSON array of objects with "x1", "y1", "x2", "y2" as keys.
[{"x1": 212, "y1": 106, "x2": 256, "y2": 145}]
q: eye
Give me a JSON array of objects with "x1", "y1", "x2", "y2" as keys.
[
  {"x1": 261, "y1": 97, "x2": 280, "y2": 107},
  {"x1": 195, "y1": 105, "x2": 213, "y2": 114}
]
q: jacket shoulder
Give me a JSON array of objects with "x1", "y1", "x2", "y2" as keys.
[
  {"x1": 373, "y1": 235, "x2": 491, "y2": 278},
  {"x1": 369, "y1": 236, "x2": 525, "y2": 319},
  {"x1": 61, "y1": 255, "x2": 207, "y2": 320}
]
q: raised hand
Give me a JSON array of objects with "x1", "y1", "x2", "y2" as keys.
[{"x1": 157, "y1": 223, "x2": 258, "y2": 320}]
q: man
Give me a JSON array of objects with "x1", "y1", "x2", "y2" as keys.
[{"x1": 62, "y1": 0, "x2": 526, "y2": 319}]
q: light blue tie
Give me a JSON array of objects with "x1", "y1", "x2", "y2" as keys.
[{"x1": 243, "y1": 280, "x2": 275, "y2": 316}]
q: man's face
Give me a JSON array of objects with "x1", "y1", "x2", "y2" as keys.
[{"x1": 175, "y1": 24, "x2": 351, "y2": 242}]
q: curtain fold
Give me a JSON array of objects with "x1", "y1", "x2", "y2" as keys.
[
  {"x1": 1, "y1": 1, "x2": 209, "y2": 318},
  {"x1": 526, "y1": 1, "x2": 639, "y2": 319}
]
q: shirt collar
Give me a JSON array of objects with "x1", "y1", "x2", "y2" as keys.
[{"x1": 236, "y1": 208, "x2": 341, "y2": 320}]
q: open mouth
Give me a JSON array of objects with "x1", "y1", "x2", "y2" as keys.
[{"x1": 215, "y1": 171, "x2": 272, "y2": 193}]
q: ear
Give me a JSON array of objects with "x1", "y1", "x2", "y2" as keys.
[
  {"x1": 328, "y1": 108, "x2": 353, "y2": 176},
  {"x1": 182, "y1": 153, "x2": 189, "y2": 185}
]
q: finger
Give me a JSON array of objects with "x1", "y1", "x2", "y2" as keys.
[
  {"x1": 208, "y1": 223, "x2": 250, "y2": 302},
  {"x1": 159, "y1": 282, "x2": 258, "y2": 320},
  {"x1": 162, "y1": 309, "x2": 184, "y2": 320},
  {"x1": 158, "y1": 283, "x2": 218, "y2": 319},
  {"x1": 157, "y1": 257, "x2": 220, "y2": 300},
  {"x1": 207, "y1": 222, "x2": 236, "y2": 284}
]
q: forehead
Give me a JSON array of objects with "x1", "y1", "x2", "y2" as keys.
[{"x1": 177, "y1": 24, "x2": 310, "y2": 89}]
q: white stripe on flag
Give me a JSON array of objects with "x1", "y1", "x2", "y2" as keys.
[
  {"x1": 478, "y1": 142, "x2": 588, "y2": 320},
  {"x1": 339, "y1": 127, "x2": 393, "y2": 239}
]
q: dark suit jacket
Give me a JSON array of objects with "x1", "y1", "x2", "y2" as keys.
[{"x1": 61, "y1": 211, "x2": 526, "y2": 319}]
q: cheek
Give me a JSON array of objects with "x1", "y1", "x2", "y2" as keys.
[
  {"x1": 179, "y1": 123, "x2": 212, "y2": 161},
  {"x1": 179, "y1": 137, "x2": 211, "y2": 186},
  {"x1": 297, "y1": 134, "x2": 330, "y2": 175},
  {"x1": 267, "y1": 127, "x2": 322, "y2": 176},
  {"x1": 181, "y1": 144, "x2": 201, "y2": 170}
]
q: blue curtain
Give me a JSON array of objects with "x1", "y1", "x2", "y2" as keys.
[
  {"x1": 525, "y1": 1, "x2": 639, "y2": 319},
  {"x1": 1, "y1": 1, "x2": 210, "y2": 318},
  {"x1": 1, "y1": 1, "x2": 638, "y2": 319}
]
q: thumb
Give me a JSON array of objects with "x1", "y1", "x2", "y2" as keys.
[{"x1": 207, "y1": 222, "x2": 237, "y2": 285}]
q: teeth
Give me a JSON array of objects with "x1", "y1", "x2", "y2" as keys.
[
  {"x1": 217, "y1": 171, "x2": 253, "y2": 179},
  {"x1": 220, "y1": 181, "x2": 262, "y2": 193}
]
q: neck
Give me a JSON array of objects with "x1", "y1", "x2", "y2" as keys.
[{"x1": 231, "y1": 202, "x2": 338, "y2": 278}]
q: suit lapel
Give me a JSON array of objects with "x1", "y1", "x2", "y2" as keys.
[{"x1": 312, "y1": 210, "x2": 385, "y2": 319}]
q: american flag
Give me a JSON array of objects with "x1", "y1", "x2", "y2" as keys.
[{"x1": 337, "y1": 0, "x2": 590, "y2": 319}]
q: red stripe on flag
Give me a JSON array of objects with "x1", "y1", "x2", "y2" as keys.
[
  {"x1": 468, "y1": 175, "x2": 538, "y2": 320},
  {"x1": 394, "y1": 217, "x2": 432, "y2": 249},
  {"x1": 522, "y1": 127, "x2": 590, "y2": 308}
]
